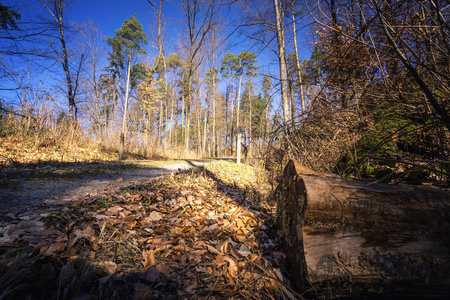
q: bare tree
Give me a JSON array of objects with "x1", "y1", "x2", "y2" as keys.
[
  {"x1": 76, "y1": 20, "x2": 105, "y2": 139},
  {"x1": 39, "y1": 0, "x2": 78, "y2": 123},
  {"x1": 179, "y1": 0, "x2": 217, "y2": 154}
]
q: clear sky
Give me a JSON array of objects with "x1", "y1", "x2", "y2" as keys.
[
  {"x1": 2, "y1": 0, "x2": 312, "y2": 112},
  {"x1": 70, "y1": 0, "x2": 173, "y2": 38},
  {"x1": 68, "y1": 0, "x2": 311, "y2": 65}
]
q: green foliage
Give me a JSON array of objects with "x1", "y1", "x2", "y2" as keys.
[
  {"x1": 220, "y1": 51, "x2": 259, "y2": 78},
  {"x1": 106, "y1": 14, "x2": 148, "y2": 97},
  {"x1": 167, "y1": 53, "x2": 181, "y2": 70},
  {"x1": 338, "y1": 99, "x2": 440, "y2": 182},
  {"x1": 205, "y1": 68, "x2": 219, "y2": 90},
  {"x1": 106, "y1": 15, "x2": 148, "y2": 59},
  {"x1": 154, "y1": 54, "x2": 166, "y2": 78},
  {"x1": 130, "y1": 62, "x2": 149, "y2": 89},
  {"x1": 0, "y1": 4, "x2": 20, "y2": 31},
  {"x1": 235, "y1": 51, "x2": 259, "y2": 77},
  {"x1": 220, "y1": 52, "x2": 237, "y2": 78},
  {"x1": 301, "y1": 47, "x2": 328, "y2": 85}
]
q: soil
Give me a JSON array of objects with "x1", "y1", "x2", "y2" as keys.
[{"x1": 0, "y1": 159, "x2": 217, "y2": 216}]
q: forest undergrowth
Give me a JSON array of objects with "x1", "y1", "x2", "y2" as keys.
[{"x1": 0, "y1": 161, "x2": 302, "y2": 299}]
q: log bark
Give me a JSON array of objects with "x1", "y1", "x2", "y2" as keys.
[{"x1": 276, "y1": 160, "x2": 450, "y2": 297}]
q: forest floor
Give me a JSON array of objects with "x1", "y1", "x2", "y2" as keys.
[
  {"x1": 0, "y1": 158, "x2": 221, "y2": 214},
  {"x1": 0, "y1": 142, "x2": 300, "y2": 299}
]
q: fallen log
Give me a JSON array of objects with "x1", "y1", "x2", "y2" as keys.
[{"x1": 275, "y1": 160, "x2": 450, "y2": 298}]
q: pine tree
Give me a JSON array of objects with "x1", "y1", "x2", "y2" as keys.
[
  {"x1": 220, "y1": 51, "x2": 259, "y2": 163},
  {"x1": 107, "y1": 15, "x2": 148, "y2": 160}
]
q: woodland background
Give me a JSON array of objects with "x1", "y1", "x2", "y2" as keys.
[{"x1": 1, "y1": 0, "x2": 449, "y2": 185}]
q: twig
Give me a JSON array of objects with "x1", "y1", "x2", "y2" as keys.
[
  {"x1": 205, "y1": 266, "x2": 226, "y2": 300},
  {"x1": 366, "y1": 154, "x2": 450, "y2": 177},
  {"x1": 0, "y1": 154, "x2": 17, "y2": 164}
]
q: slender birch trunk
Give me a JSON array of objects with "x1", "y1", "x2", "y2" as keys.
[
  {"x1": 119, "y1": 52, "x2": 132, "y2": 160},
  {"x1": 236, "y1": 74, "x2": 243, "y2": 164}
]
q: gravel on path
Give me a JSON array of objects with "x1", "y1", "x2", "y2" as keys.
[{"x1": 0, "y1": 160, "x2": 214, "y2": 215}]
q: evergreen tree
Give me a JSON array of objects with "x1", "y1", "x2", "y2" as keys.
[
  {"x1": 107, "y1": 15, "x2": 148, "y2": 160},
  {"x1": 220, "y1": 51, "x2": 259, "y2": 163},
  {"x1": 0, "y1": 4, "x2": 20, "y2": 31}
]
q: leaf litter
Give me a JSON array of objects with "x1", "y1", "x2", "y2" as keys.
[{"x1": 0, "y1": 161, "x2": 300, "y2": 299}]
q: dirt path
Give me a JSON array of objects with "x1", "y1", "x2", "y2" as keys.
[{"x1": 0, "y1": 159, "x2": 216, "y2": 215}]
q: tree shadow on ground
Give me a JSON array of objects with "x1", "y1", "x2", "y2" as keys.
[
  {"x1": 0, "y1": 160, "x2": 214, "y2": 215},
  {"x1": 0, "y1": 163, "x2": 293, "y2": 299}
]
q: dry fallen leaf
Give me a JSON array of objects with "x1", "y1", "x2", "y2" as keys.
[
  {"x1": 142, "y1": 249, "x2": 157, "y2": 269},
  {"x1": 206, "y1": 244, "x2": 221, "y2": 255},
  {"x1": 149, "y1": 211, "x2": 162, "y2": 221},
  {"x1": 83, "y1": 226, "x2": 96, "y2": 239},
  {"x1": 40, "y1": 242, "x2": 67, "y2": 255},
  {"x1": 94, "y1": 260, "x2": 117, "y2": 275},
  {"x1": 224, "y1": 256, "x2": 238, "y2": 277}
]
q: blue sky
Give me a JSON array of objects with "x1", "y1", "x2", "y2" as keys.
[
  {"x1": 70, "y1": 0, "x2": 175, "y2": 39},
  {"x1": 2, "y1": 0, "x2": 312, "y2": 112}
]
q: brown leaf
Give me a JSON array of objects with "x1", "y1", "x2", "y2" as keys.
[
  {"x1": 149, "y1": 211, "x2": 162, "y2": 221},
  {"x1": 142, "y1": 249, "x2": 156, "y2": 269},
  {"x1": 34, "y1": 228, "x2": 64, "y2": 236},
  {"x1": 206, "y1": 244, "x2": 221, "y2": 255},
  {"x1": 83, "y1": 226, "x2": 96, "y2": 239},
  {"x1": 224, "y1": 256, "x2": 238, "y2": 278},
  {"x1": 40, "y1": 242, "x2": 67, "y2": 255},
  {"x1": 156, "y1": 262, "x2": 170, "y2": 276},
  {"x1": 73, "y1": 200, "x2": 84, "y2": 206},
  {"x1": 172, "y1": 244, "x2": 186, "y2": 251},
  {"x1": 107, "y1": 205, "x2": 124, "y2": 213},
  {"x1": 114, "y1": 178, "x2": 123, "y2": 183},
  {"x1": 235, "y1": 219, "x2": 245, "y2": 228},
  {"x1": 213, "y1": 255, "x2": 226, "y2": 267},
  {"x1": 220, "y1": 240, "x2": 229, "y2": 255},
  {"x1": 94, "y1": 260, "x2": 117, "y2": 275}
]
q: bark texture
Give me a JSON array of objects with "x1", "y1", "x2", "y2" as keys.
[
  {"x1": 274, "y1": 160, "x2": 308, "y2": 290},
  {"x1": 276, "y1": 160, "x2": 450, "y2": 297}
]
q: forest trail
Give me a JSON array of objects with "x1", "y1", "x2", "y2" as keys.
[
  {"x1": 0, "y1": 161, "x2": 287, "y2": 299},
  {"x1": 0, "y1": 159, "x2": 220, "y2": 215}
]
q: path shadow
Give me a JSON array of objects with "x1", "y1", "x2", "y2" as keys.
[
  {"x1": 0, "y1": 161, "x2": 284, "y2": 299},
  {"x1": 0, "y1": 160, "x2": 213, "y2": 215}
]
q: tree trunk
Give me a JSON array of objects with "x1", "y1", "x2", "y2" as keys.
[
  {"x1": 159, "y1": 93, "x2": 164, "y2": 148},
  {"x1": 119, "y1": 52, "x2": 132, "y2": 161},
  {"x1": 39, "y1": 0, "x2": 77, "y2": 123},
  {"x1": 272, "y1": 0, "x2": 290, "y2": 126},
  {"x1": 236, "y1": 74, "x2": 243, "y2": 164},
  {"x1": 276, "y1": 160, "x2": 450, "y2": 297},
  {"x1": 203, "y1": 109, "x2": 207, "y2": 157},
  {"x1": 185, "y1": 106, "x2": 190, "y2": 155},
  {"x1": 185, "y1": 76, "x2": 193, "y2": 155},
  {"x1": 212, "y1": 74, "x2": 217, "y2": 157},
  {"x1": 248, "y1": 91, "x2": 252, "y2": 158},
  {"x1": 288, "y1": 75, "x2": 296, "y2": 128},
  {"x1": 169, "y1": 70, "x2": 176, "y2": 147},
  {"x1": 181, "y1": 93, "x2": 185, "y2": 148},
  {"x1": 164, "y1": 60, "x2": 169, "y2": 151},
  {"x1": 291, "y1": 2, "x2": 306, "y2": 115},
  {"x1": 230, "y1": 86, "x2": 234, "y2": 156}
]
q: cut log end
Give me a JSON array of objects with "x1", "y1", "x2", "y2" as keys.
[{"x1": 276, "y1": 160, "x2": 450, "y2": 298}]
